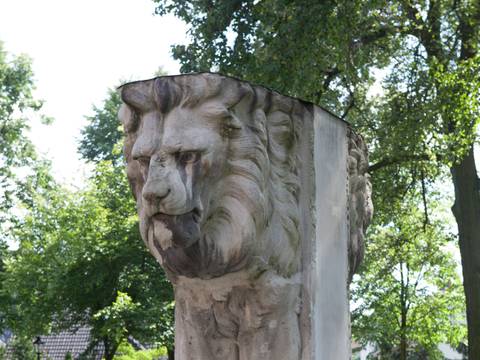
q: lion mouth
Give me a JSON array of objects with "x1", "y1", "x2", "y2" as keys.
[
  {"x1": 152, "y1": 207, "x2": 202, "y2": 223},
  {"x1": 150, "y1": 208, "x2": 202, "y2": 249}
]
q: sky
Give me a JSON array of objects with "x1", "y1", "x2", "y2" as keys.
[{"x1": 0, "y1": 0, "x2": 187, "y2": 186}]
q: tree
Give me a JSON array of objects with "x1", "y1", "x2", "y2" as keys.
[
  {"x1": 153, "y1": 0, "x2": 381, "y2": 111},
  {"x1": 114, "y1": 340, "x2": 168, "y2": 360},
  {"x1": 79, "y1": 83, "x2": 175, "y2": 357},
  {"x1": 152, "y1": 1, "x2": 480, "y2": 355},
  {"x1": 0, "y1": 42, "x2": 43, "y2": 219},
  {"x1": 353, "y1": 4, "x2": 480, "y2": 355},
  {"x1": 351, "y1": 200, "x2": 466, "y2": 359},
  {"x1": 78, "y1": 89, "x2": 123, "y2": 165},
  {"x1": 93, "y1": 292, "x2": 142, "y2": 360},
  {"x1": 0, "y1": 41, "x2": 51, "y2": 335},
  {"x1": 78, "y1": 67, "x2": 167, "y2": 165},
  {"x1": 4, "y1": 161, "x2": 174, "y2": 360},
  {"x1": 4, "y1": 87, "x2": 175, "y2": 359},
  {"x1": 7, "y1": 335, "x2": 36, "y2": 360}
]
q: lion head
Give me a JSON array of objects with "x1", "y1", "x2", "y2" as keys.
[
  {"x1": 348, "y1": 130, "x2": 373, "y2": 281},
  {"x1": 118, "y1": 74, "x2": 303, "y2": 280}
]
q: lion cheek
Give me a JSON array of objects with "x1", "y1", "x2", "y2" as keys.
[{"x1": 147, "y1": 225, "x2": 164, "y2": 266}]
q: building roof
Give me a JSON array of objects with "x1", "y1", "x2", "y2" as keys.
[
  {"x1": 42, "y1": 326, "x2": 104, "y2": 360},
  {"x1": 5, "y1": 326, "x2": 104, "y2": 360}
]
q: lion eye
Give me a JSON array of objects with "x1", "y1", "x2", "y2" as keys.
[
  {"x1": 177, "y1": 151, "x2": 199, "y2": 165},
  {"x1": 135, "y1": 156, "x2": 151, "y2": 179}
]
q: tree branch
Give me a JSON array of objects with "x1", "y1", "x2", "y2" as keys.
[
  {"x1": 421, "y1": 170, "x2": 430, "y2": 229},
  {"x1": 341, "y1": 89, "x2": 355, "y2": 120},
  {"x1": 368, "y1": 154, "x2": 431, "y2": 172},
  {"x1": 323, "y1": 67, "x2": 340, "y2": 89},
  {"x1": 401, "y1": 0, "x2": 424, "y2": 29},
  {"x1": 314, "y1": 67, "x2": 340, "y2": 102},
  {"x1": 351, "y1": 25, "x2": 401, "y2": 52}
]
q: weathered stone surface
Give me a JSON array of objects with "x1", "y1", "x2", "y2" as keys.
[{"x1": 118, "y1": 73, "x2": 372, "y2": 360}]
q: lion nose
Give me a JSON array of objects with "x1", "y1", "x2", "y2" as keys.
[{"x1": 142, "y1": 180, "x2": 171, "y2": 203}]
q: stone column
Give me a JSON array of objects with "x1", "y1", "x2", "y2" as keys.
[{"x1": 118, "y1": 73, "x2": 372, "y2": 360}]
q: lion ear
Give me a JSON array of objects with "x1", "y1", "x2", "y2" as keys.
[
  {"x1": 119, "y1": 80, "x2": 156, "y2": 112},
  {"x1": 227, "y1": 111, "x2": 243, "y2": 130},
  {"x1": 220, "y1": 112, "x2": 243, "y2": 138},
  {"x1": 118, "y1": 103, "x2": 139, "y2": 133}
]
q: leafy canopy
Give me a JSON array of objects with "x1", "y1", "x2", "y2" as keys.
[
  {"x1": 0, "y1": 42, "x2": 47, "y2": 229},
  {"x1": 151, "y1": 0, "x2": 478, "y2": 355},
  {"x1": 352, "y1": 199, "x2": 466, "y2": 358},
  {"x1": 3, "y1": 87, "x2": 174, "y2": 359}
]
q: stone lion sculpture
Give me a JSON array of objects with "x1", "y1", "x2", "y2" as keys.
[{"x1": 118, "y1": 73, "x2": 372, "y2": 360}]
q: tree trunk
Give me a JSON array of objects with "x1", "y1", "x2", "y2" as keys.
[
  {"x1": 167, "y1": 347, "x2": 175, "y2": 360},
  {"x1": 102, "y1": 337, "x2": 119, "y2": 360},
  {"x1": 450, "y1": 147, "x2": 480, "y2": 358},
  {"x1": 104, "y1": 348, "x2": 114, "y2": 360},
  {"x1": 104, "y1": 347, "x2": 114, "y2": 360},
  {"x1": 400, "y1": 312, "x2": 407, "y2": 360},
  {"x1": 399, "y1": 262, "x2": 407, "y2": 360}
]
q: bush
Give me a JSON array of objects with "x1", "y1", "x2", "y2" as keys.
[{"x1": 113, "y1": 341, "x2": 167, "y2": 360}]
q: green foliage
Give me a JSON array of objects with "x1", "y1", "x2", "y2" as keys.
[
  {"x1": 76, "y1": 80, "x2": 174, "y2": 356},
  {"x1": 3, "y1": 160, "x2": 174, "y2": 357},
  {"x1": 93, "y1": 292, "x2": 140, "y2": 353},
  {"x1": 1, "y1": 1, "x2": 477, "y2": 357},
  {"x1": 79, "y1": 89, "x2": 123, "y2": 164},
  {"x1": 153, "y1": 0, "x2": 391, "y2": 112},
  {"x1": 78, "y1": 67, "x2": 167, "y2": 166},
  {"x1": 114, "y1": 341, "x2": 167, "y2": 360},
  {"x1": 0, "y1": 41, "x2": 43, "y2": 231},
  {"x1": 150, "y1": 1, "x2": 480, "y2": 231},
  {"x1": 0, "y1": 41, "x2": 52, "y2": 336},
  {"x1": 352, "y1": 200, "x2": 466, "y2": 358},
  {"x1": 152, "y1": 0, "x2": 480, "y2": 189},
  {"x1": 7, "y1": 71, "x2": 177, "y2": 356},
  {"x1": 432, "y1": 56, "x2": 480, "y2": 163},
  {"x1": 151, "y1": 0, "x2": 479, "y2": 354},
  {"x1": 8, "y1": 336, "x2": 37, "y2": 360},
  {"x1": 3, "y1": 77, "x2": 175, "y2": 358}
]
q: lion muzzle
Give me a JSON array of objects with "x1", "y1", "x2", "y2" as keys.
[{"x1": 152, "y1": 211, "x2": 201, "y2": 249}]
